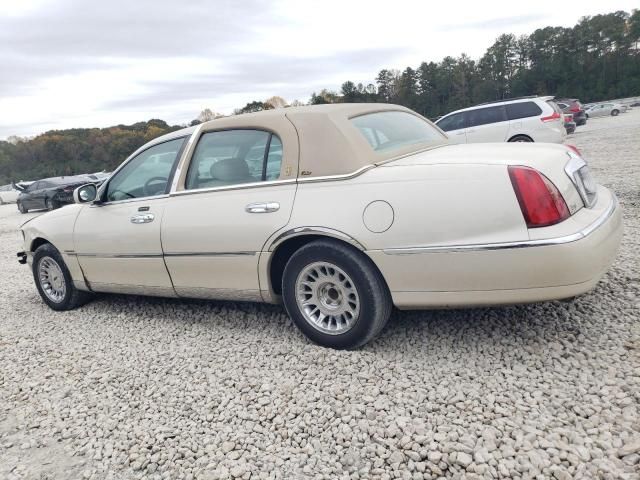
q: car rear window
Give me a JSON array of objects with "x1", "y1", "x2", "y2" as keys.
[
  {"x1": 506, "y1": 102, "x2": 543, "y2": 120},
  {"x1": 351, "y1": 111, "x2": 445, "y2": 153}
]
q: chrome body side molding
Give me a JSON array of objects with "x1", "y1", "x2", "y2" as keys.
[
  {"x1": 383, "y1": 195, "x2": 618, "y2": 255},
  {"x1": 70, "y1": 251, "x2": 256, "y2": 258}
]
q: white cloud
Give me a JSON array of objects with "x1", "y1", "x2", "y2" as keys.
[{"x1": 0, "y1": 0, "x2": 638, "y2": 138}]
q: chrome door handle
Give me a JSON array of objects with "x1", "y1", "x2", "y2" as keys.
[
  {"x1": 130, "y1": 213, "x2": 155, "y2": 224},
  {"x1": 245, "y1": 202, "x2": 280, "y2": 213}
]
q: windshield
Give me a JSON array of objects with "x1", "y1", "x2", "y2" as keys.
[{"x1": 351, "y1": 111, "x2": 446, "y2": 154}]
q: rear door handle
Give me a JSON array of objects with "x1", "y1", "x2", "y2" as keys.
[
  {"x1": 245, "y1": 202, "x2": 280, "y2": 213},
  {"x1": 130, "y1": 213, "x2": 155, "y2": 224}
]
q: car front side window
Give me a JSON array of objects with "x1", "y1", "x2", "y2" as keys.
[
  {"x1": 105, "y1": 137, "x2": 186, "y2": 202},
  {"x1": 185, "y1": 130, "x2": 282, "y2": 190}
]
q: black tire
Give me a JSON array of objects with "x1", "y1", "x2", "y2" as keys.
[
  {"x1": 32, "y1": 243, "x2": 93, "y2": 311},
  {"x1": 508, "y1": 135, "x2": 533, "y2": 143},
  {"x1": 611, "y1": 109, "x2": 619, "y2": 116},
  {"x1": 282, "y1": 239, "x2": 392, "y2": 349},
  {"x1": 17, "y1": 201, "x2": 27, "y2": 214}
]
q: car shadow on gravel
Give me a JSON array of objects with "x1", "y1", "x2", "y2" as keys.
[{"x1": 74, "y1": 286, "x2": 609, "y2": 357}]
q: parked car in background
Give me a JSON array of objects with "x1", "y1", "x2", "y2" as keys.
[
  {"x1": 16, "y1": 104, "x2": 621, "y2": 349},
  {"x1": 84, "y1": 171, "x2": 111, "y2": 184},
  {"x1": 564, "y1": 113, "x2": 576, "y2": 134},
  {"x1": 585, "y1": 103, "x2": 624, "y2": 118},
  {"x1": 0, "y1": 184, "x2": 20, "y2": 204},
  {"x1": 16, "y1": 176, "x2": 101, "y2": 213},
  {"x1": 555, "y1": 98, "x2": 587, "y2": 126},
  {"x1": 435, "y1": 96, "x2": 566, "y2": 144}
]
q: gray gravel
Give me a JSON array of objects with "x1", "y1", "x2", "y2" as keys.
[{"x1": 1, "y1": 111, "x2": 639, "y2": 480}]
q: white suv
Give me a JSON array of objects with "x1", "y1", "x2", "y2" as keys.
[{"x1": 435, "y1": 96, "x2": 566, "y2": 144}]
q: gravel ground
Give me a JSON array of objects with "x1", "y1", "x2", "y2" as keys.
[{"x1": 1, "y1": 111, "x2": 639, "y2": 480}]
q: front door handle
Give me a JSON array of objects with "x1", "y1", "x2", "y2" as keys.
[
  {"x1": 130, "y1": 213, "x2": 155, "y2": 224},
  {"x1": 245, "y1": 202, "x2": 280, "y2": 214}
]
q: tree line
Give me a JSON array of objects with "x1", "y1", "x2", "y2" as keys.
[{"x1": 1, "y1": 9, "x2": 638, "y2": 184}]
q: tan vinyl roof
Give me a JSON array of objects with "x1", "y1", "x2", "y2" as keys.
[{"x1": 191, "y1": 103, "x2": 446, "y2": 179}]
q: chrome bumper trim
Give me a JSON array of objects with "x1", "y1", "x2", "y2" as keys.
[{"x1": 383, "y1": 194, "x2": 618, "y2": 255}]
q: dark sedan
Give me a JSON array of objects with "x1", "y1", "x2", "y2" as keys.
[{"x1": 16, "y1": 176, "x2": 98, "y2": 213}]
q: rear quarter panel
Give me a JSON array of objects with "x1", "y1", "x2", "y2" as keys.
[{"x1": 287, "y1": 163, "x2": 528, "y2": 251}]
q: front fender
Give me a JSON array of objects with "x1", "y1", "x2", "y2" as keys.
[
  {"x1": 21, "y1": 204, "x2": 84, "y2": 253},
  {"x1": 20, "y1": 204, "x2": 91, "y2": 290}
]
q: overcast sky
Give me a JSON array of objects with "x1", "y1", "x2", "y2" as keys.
[{"x1": 1, "y1": 0, "x2": 637, "y2": 139}]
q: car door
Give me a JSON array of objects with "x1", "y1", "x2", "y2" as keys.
[
  {"x1": 162, "y1": 129, "x2": 296, "y2": 301},
  {"x1": 73, "y1": 136, "x2": 188, "y2": 296},
  {"x1": 465, "y1": 106, "x2": 509, "y2": 142},
  {"x1": 435, "y1": 112, "x2": 467, "y2": 143},
  {"x1": 24, "y1": 182, "x2": 41, "y2": 209}
]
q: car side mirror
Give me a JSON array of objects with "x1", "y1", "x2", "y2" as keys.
[{"x1": 74, "y1": 184, "x2": 97, "y2": 204}]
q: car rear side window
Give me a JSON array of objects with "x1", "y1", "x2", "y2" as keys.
[
  {"x1": 436, "y1": 112, "x2": 466, "y2": 132},
  {"x1": 351, "y1": 111, "x2": 445, "y2": 153},
  {"x1": 186, "y1": 130, "x2": 282, "y2": 190},
  {"x1": 466, "y1": 106, "x2": 507, "y2": 127},
  {"x1": 506, "y1": 102, "x2": 543, "y2": 120}
]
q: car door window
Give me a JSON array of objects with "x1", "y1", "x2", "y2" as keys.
[
  {"x1": 28, "y1": 182, "x2": 40, "y2": 192},
  {"x1": 467, "y1": 106, "x2": 507, "y2": 127},
  {"x1": 186, "y1": 130, "x2": 282, "y2": 190},
  {"x1": 436, "y1": 113, "x2": 466, "y2": 132},
  {"x1": 106, "y1": 137, "x2": 186, "y2": 202}
]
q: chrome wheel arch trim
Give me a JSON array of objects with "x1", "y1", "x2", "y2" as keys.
[{"x1": 267, "y1": 226, "x2": 366, "y2": 252}]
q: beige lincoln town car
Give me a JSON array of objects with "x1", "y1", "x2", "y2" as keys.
[{"x1": 18, "y1": 104, "x2": 622, "y2": 348}]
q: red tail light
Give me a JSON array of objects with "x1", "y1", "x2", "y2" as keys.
[
  {"x1": 508, "y1": 166, "x2": 570, "y2": 228},
  {"x1": 570, "y1": 105, "x2": 580, "y2": 113},
  {"x1": 540, "y1": 111, "x2": 561, "y2": 122}
]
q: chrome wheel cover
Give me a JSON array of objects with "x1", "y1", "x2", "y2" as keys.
[
  {"x1": 295, "y1": 261, "x2": 360, "y2": 335},
  {"x1": 38, "y1": 256, "x2": 66, "y2": 303}
]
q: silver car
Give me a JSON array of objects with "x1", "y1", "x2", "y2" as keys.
[{"x1": 585, "y1": 103, "x2": 624, "y2": 118}]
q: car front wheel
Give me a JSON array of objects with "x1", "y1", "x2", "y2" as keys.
[
  {"x1": 282, "y1": 239, "x2": 392, "y2": 349},
  {"x1": 17, "y1": 201, "x2": 27, "y2": 214},
  {"x1": 611, "y1": 109, "x2": 619, "y2": 116},
  {"x1": 33, "y1": 243, "x2": 92, "y2": 311}
]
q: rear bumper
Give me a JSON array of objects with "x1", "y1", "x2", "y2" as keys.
[{"x1": 368, "y1": 188, "x2": 622, "y2": 309}]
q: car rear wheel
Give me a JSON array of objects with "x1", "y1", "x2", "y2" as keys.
[
  {"x1": 508, "y1": 135, "x2": 533, "y2": 143},
  {"x1": 17, "y1": 201, "x2": 27, "y2": 214},
  {"x1": 45, "y1": 198, "x2": 59, "y2": 211},
  {"x1": 611, "y1": 109, "x2": 619, "y2": 116},
  {"x1": 33, "y1": 243, "x2": 92, "y2": 311},
  {"x1": 282, "y1": 239, "x2": 392, "y2": 349}
]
